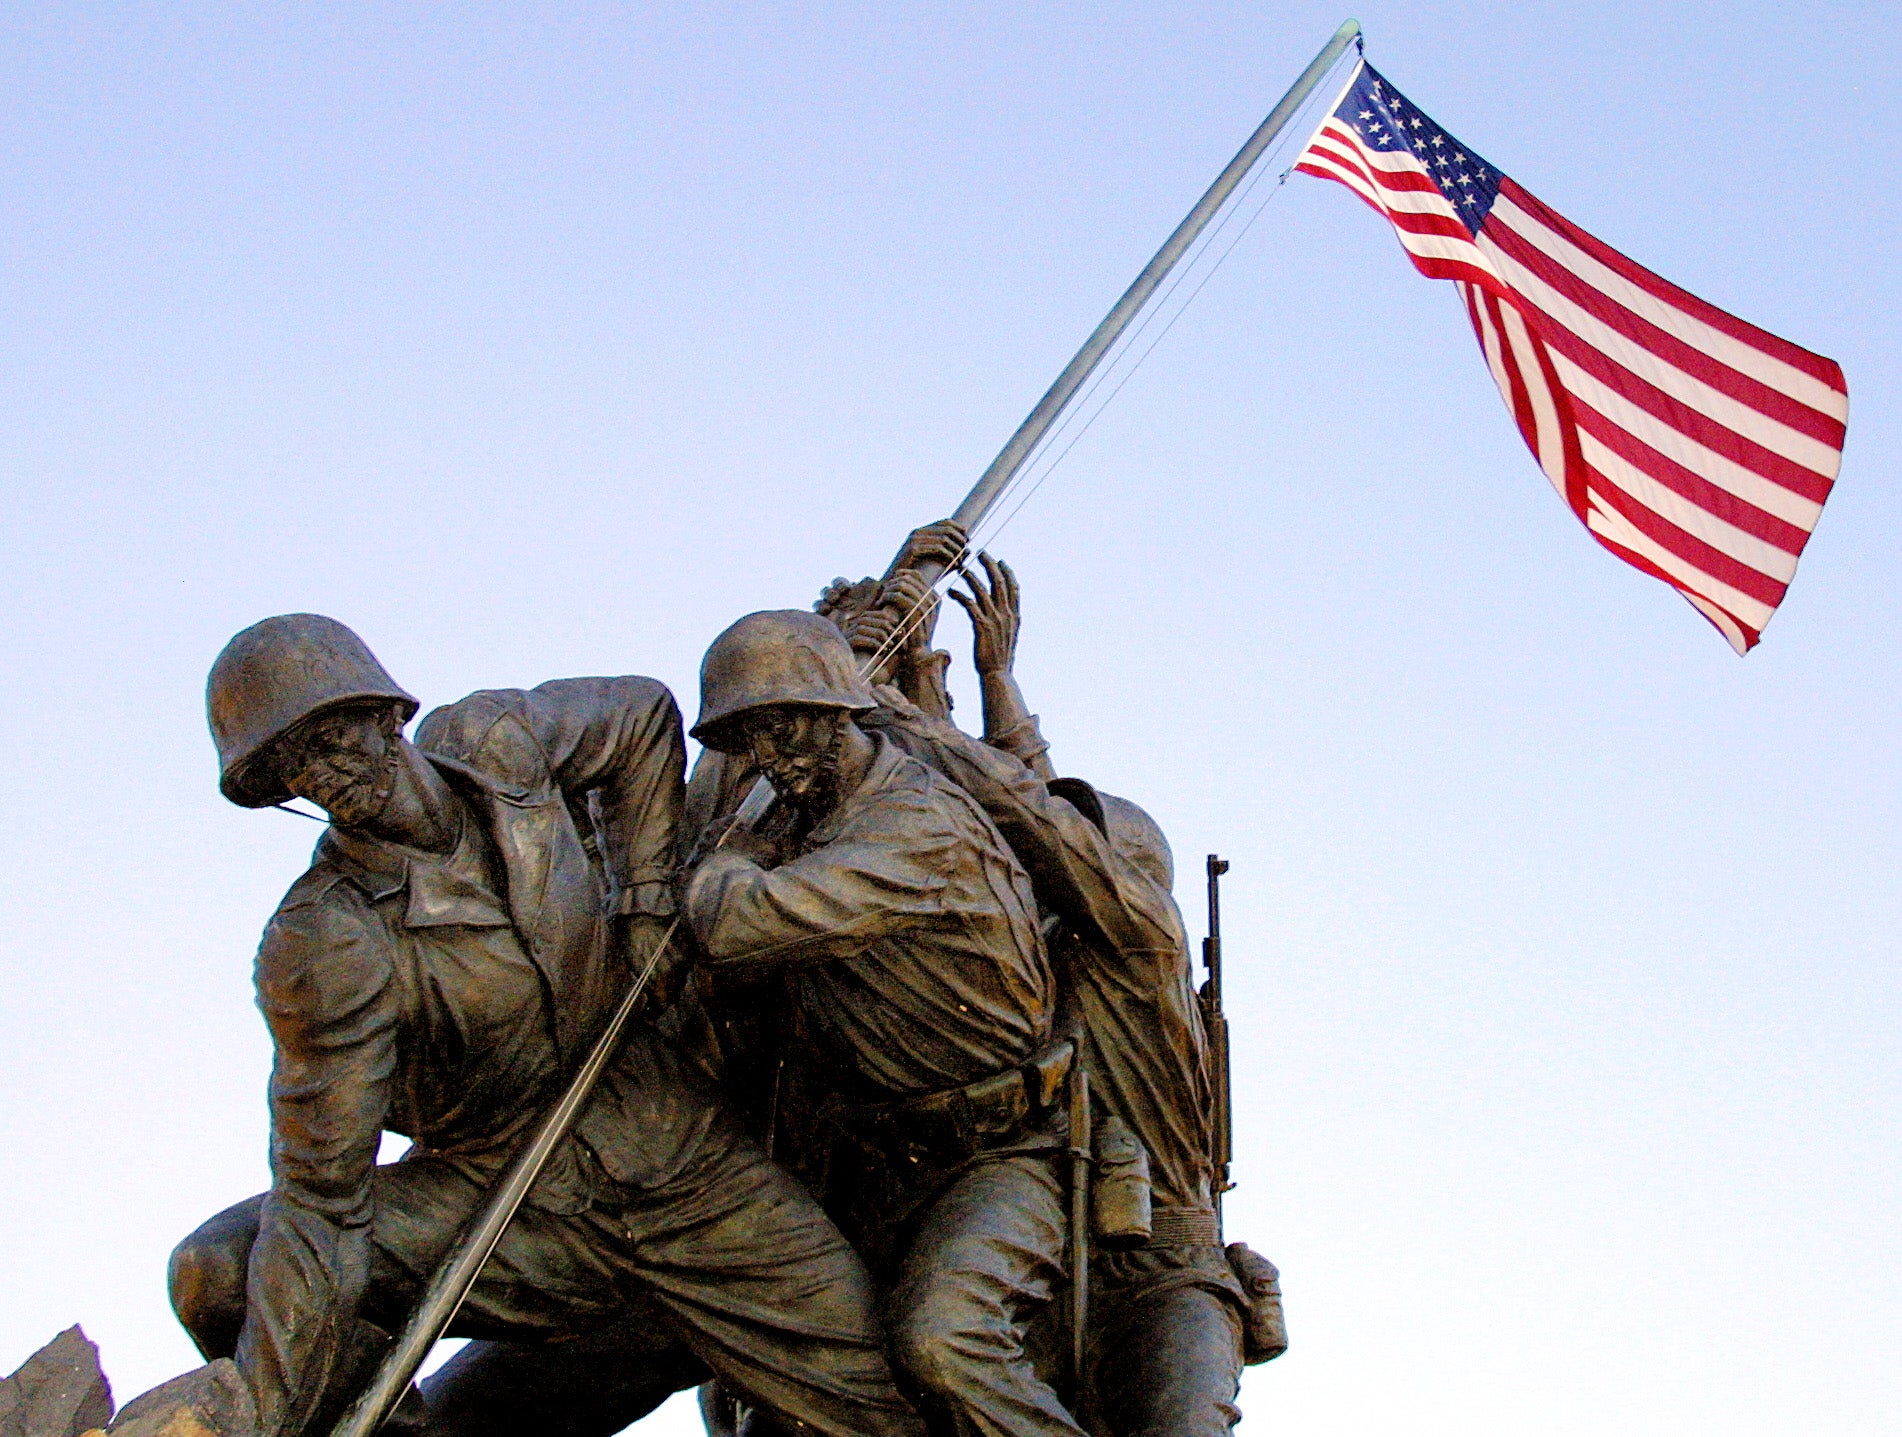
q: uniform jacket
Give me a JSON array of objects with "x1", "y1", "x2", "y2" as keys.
[
  {"x1": 872, "y1": 709, "x2": 1221, "y2": 1214},
  {"x1": 239, "y1": 677, "x2": 710, "y2": 1437},
  {"x1": 682, "y1": 733, "x2": 1053, "y2": 1099}
]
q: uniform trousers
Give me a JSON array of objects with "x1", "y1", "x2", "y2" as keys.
[
  {"x1": 169, "y1": 1126, "x2": 921, "y2": 1437},
  {"x1": 879, "y1": 1153, "x2": 1086, "y2": 1437},
  {"x1": 1086, "y1": 1247, "x2": 1245, "y2": 1437}
]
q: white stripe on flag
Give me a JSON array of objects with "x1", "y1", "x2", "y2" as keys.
[
  {"x1": 1478, "y1": 234, "x2": 1844, "y2": 476},
  {"x1": 1498, "y1": 300, "x2": 1571, "y2": 494},
  {"x1": 1487, "y1": 194, "x2": 1849, "y2": 421},
  {"x1": 1548, "y1": 353, "x2": 1827, "y2": 528},
  {"x1": 1578, "y1": 431, "x2": 1801, "y2": 581},
  {"x1": 1584, "y1": 495, "x2": 1776, "y2": 632},
  {"x1": 1681, "y1": 593, "x2": 1752, "y2": 654}
]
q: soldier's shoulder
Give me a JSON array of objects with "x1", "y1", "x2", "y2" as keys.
[
  {"x1": 255, "y1": 861, "x2": 394, "y2": 1026},
  {"x1": 418, "y1": 677, "x2": 680, "y2": 789},
  {"x1": 529, "y1": 674, "x2": 678, "y2": 712},
  {"x1": 875, "y1": 746, "x2": 952, "y2": 803},
  {"x1": 416, "y1": 687, "x2": 526, "y2": 757},
  {"x1": 416, "y1": 687, "x2": 553, "y2": 794},
  {"x1": 271, "y1": 854, "x2": 362, "y2": 918},
  {"x1": 863, "y1": 749, "x2": 983, "y2": 838}
]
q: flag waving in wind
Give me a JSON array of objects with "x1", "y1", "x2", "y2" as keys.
[{"x1": 1293, "y1": 61, "x2": 1847, "y2": 652}]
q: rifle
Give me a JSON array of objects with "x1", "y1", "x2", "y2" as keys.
[
  {"x1": 331, "y1": 23, "x2": 1361, "y2": 1433},
  {"x1": 1200, "y1": 855, "x2": 1233, "y2": 1231}
]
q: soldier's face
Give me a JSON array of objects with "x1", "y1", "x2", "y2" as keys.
[
  {"x1": 281, "y1": 706, "x2": 399, "y2": 826},
  {"x1": 740, "y1": 705, "x2": 842, "y2": 805}
]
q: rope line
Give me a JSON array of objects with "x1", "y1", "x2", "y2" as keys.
[{"x1": 856, "y1": 80, "x2": 1335, "y2": 679}]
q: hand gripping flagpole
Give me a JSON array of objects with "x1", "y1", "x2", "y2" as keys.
[{"x1": 331, "y1": 21, "x2": 1361, "y2": 1435}]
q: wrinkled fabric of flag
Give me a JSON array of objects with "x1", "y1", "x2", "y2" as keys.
[{"x1": 1294, "y1": 61, "x2": 1847, "y2": 652}]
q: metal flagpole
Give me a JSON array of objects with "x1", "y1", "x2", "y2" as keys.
[
  {"x1": 940, "y1": 17, "x2": 1363, "y2": 545},
  {"x1": 732, "y1": 14, "x2": 1363, "y2": 829},
  {"x1": 330, "y1": 22, "x2": 1363, "y2": 1434}
]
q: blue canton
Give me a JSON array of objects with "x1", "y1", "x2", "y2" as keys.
[{"x1": 1335, "y1": 63, "x2": 1503, "y2": 235}]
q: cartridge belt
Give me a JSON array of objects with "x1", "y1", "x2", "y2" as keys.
[{"x1": 851, "y1": 1039, "x2": 1074, "y2": 1168}]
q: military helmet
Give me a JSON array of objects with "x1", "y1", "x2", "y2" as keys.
[
  {"x1": 208, "y1": 613, "x2": 418, "y2": 808},
  {"x1": 1102, "y1": 792, "x2": 1175, "y2": 891},
  {"x1": 1050, "y1": 777, "x2": 1175, "y2": 892},
  {"x1": 692, "y1": 609, "x2": 874, "y2": 753}
]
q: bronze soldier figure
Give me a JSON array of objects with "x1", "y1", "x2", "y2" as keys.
[
  {"x1": 681, "y1": 610, "x2": 1089, "y2": 1437},
  {"x1": 168, "y1": 614, "x2": 922, "y2": 1437},
  {"x1": 859, "y1": 532, "x2": 1271, "y2": 1437}
]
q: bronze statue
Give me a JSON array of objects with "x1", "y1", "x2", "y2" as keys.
[
  {"x1": 135, "y1": 546, "x2": 1285, "y2": 1437},
  {"x1": 168, "y1": 614, "x2": 922, "y2": 1437},
  {"x1": 862, "y1": 531, "x2": 1285, "y2": 1436},
  {"x1": 680, "y1": 609, "x2": 1089, "y2": 1437},
  {"x1": 450, "y1": 531, "x2": 1286, "y2": 1437}
]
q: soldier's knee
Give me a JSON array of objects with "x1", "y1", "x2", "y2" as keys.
[
  {"x1": 888, "y1": 1290, "x2": 991, "y2": 1403},
  {"x1": 169, "y1": 1195, "x2": 264, "y2": 1360}
]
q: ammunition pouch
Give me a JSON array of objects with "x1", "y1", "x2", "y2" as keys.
[
  {"x1": 852, "y1": 1039, "x2": 1073, "y2": 1170},
  {"x1": 1225, "y1": 1242, "x2": 1288, "y2": 1364},
  {"x1": 1091, "y1": 1114, "x2": 1154, "y2": 1248},
  {"x1": 1147, "y1": 1206, "x2": 1220, "y2": 1247}
]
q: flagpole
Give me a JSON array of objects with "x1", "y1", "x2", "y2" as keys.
[
  {"x1": 329, "y1": 27, "x2": 1368, "y2": 1433},
  {"x1": 736, "y1": 16, "x2": 1364, "y2": 828},
  {"x1": 941, "y1": 17, "x2": 1363, "y2": 545}
]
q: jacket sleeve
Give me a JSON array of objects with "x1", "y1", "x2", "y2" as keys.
[
  {"x1": 238, "y1": 884, "x2": 398, "y2": 1437},
  {"x1": 683, "y1": 794, "x2": 954, "y2": 976},
  {"x1": 892, "y1": 714, "x2": 1180, "y2": 960},
  {"x1": 421, "y1": 677, "x2": 686, "y2": 918}
]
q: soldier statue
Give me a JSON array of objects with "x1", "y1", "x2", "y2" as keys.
[
  {"x1": 167, "y1": 614, "x2": 923, "y2": 1437},
  {"x1": 680, "y1": 610, "x2": 1089, "y2": 1437},
  {"x1": 859, "y1": 528, "x2": 1282, "y2": 1437}
]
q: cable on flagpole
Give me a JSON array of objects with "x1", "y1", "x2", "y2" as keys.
[{"x1": 852, "y1": 66, "x2": 1348, "y2": 682}]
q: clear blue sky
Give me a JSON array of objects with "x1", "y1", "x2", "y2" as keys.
[{"x1": 3, "y1": 3, "x2": 1895, "y2": 1432}]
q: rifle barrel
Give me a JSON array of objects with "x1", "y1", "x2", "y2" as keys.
[{"x1": 1203, "y1": 855, "x2": 1233, "y2": 1218}]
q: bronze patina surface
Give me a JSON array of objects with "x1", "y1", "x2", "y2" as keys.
[{"x1": 45, "y1": 525, "x2": 1280, "y2": 1437}]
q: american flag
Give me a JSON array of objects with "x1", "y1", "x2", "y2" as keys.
[{"x1": 1293, "y1": 62, "x2": 1847, "y2": 652}]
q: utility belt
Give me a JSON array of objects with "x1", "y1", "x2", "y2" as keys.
[{"x1": 849, "y1": 1039, "x2": 1074, "y2": 1170}]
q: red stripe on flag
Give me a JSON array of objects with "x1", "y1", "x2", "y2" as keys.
[
  {"x1": 1583, "y1": 474, "x2": 1789, "y2": 609},
  {"x1": 1484, "y1": 217, "x2": 1847, "y2": 448},
  {"x1": 1568, "y1": 400, "x2": 1811, "y2": 553},
  {"x1": 1587, "y1": 530, "x2": 1763, "y2": 650},
  {"x1": 1498, "y1": 179, "x2": 1846, "y2": 393},
  {"x1": 1520, "y1": 307, "x2": 1836, "y2": 503}
]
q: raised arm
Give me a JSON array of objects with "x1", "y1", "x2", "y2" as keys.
[
  {"x1": 878, "y1": 695, "x2": 1178, "y2": 960},
  {"x1": 240, "y1": 890, "x2": 399, "y2": 1437},
  {"x1": 946, "y1": 554, "x2": 1056, "y2": 782}
]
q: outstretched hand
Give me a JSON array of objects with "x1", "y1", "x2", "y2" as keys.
[{"x1": 947, "y1": 553, "x2": 1020, "y2": 677}]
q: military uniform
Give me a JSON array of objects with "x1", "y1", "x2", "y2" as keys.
[
  {"x1": 683, "y1": 611, "x2": 1088, "y2": 1437},
  {"x1": 176, "y1": 621, "x2": 919, "y2": 1437},
  {"x1": 875, "y1": 708, "x2": 1251, "y2": 1437}
]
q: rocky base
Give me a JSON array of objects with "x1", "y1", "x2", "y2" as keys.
[{"x1": 0, "y1": 1331, "x2": 254, "y2": 1437}]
